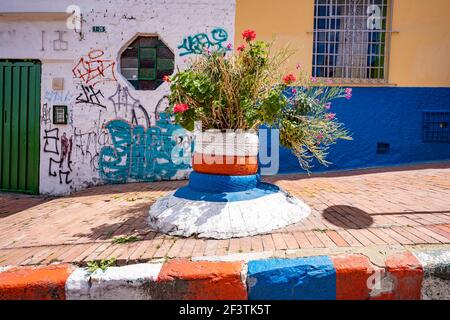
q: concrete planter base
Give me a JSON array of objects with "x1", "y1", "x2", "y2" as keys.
[{"x1": 148, "y1": 183, "x2": 311, "y2": 239}]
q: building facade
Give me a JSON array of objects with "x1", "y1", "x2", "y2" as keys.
[{"x1": 0, "y1": 0, "x2": 449, "y2": 195}]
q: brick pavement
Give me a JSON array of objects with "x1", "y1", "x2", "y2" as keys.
[{"x1": 0, "y1": 162, "x2": 449, "y2": 267}]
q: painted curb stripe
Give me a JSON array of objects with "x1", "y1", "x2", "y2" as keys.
[
  {"x1": 1, "y1": 250, "x2": 448, "y2": 300},
  {"x1": 65, "y1": 263, "x2": 163, "y2": 300},
  {"x1": 247, "y1": 256, "x2": 336, "y2": 300},
  {"x1": 331, "y1": 254, "x2": 374, "y2": 300},
  {"x1": 0, "y1": 264, "x2": 73, "y2": 300},
  {"x1": 156, "y1": 259, "x2": 247, "y2": 300},
  {"x1": 384, "y1": 251, "x2": 423, "y2": 300}
]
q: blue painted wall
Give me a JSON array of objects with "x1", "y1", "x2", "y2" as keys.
[{"x1": 265, "y1": 87, "x2": 450, "y2": 174}]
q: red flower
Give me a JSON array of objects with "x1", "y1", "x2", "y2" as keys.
[
  {"x1": 242, "y1": 29, "x2": 256, "y2": 42},
  {"x1": 174, "y1": 103, "x2": 189, "y2": 113},
  {"x1": 163, "y1": 75, "x2": 171, "y2": 83},
  {"x1": 282, "y1": 74, "x2": 297, "y2": 85},
  {"x1": 237, "y1": 44, "x2": 246, "y2": 52}
]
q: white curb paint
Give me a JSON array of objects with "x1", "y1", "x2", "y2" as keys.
[
  {"x1": 66, "y1": 263, "x2": 163, "y2": 300},
  {"x1": 0, "y1": 266, "x2": 12, "y2": 273},
  {"x1": 413, "y1": 250, "x2": 450, "y2": 300},
  {"x1": 65, "y1": 268, "x2": 91, "y2": 299},
  {"x1": 148, "y1": 189, "x2": 311, "y2": 239}
]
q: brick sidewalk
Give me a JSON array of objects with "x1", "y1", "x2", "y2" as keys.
[{"x1": 0, "y1": 162, "x2": 449, "y2": 267}]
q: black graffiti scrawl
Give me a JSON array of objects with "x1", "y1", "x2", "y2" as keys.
[
  {"x1": 44, "y1": 128, "x2": 73, "y2": 185},
  {"x1": 76, "y1": 84, "x2": 106, "y2": 109}
]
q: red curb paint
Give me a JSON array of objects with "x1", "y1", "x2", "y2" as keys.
[
  {"x1": 332, "y1": 255, "x2": 374, "y2": 300},
  {"x1": 0, "y1": 264, "x2": 74, "y2": 300},
  {"x1": 384, "y1": 252, "x2": 423, "y2": 300},
  {"x1": 157, "y1": 259, "x2": 247, "y2": 300}
]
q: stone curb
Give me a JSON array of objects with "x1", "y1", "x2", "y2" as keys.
[{"x1": 0, "y1": 250, "x2": 448, "y2": 300}]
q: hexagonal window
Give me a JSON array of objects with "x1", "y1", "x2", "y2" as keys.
[{"x1": 120, "y1": 35, "x2": 174, "y2": 90}]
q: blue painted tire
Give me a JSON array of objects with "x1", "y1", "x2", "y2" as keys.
[{"x1": 189, "y1": 171, "x2": 260, "y2": 193}]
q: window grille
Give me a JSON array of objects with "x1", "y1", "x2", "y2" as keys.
[
  {"x1": 423, "y1": 111, "x2": 450, "y2": 142},
  {"x1": 312, "y1": 0, "x2": 390, "y2": 83},
  {"x1": 120, "y1": 36, "x2": 174, "y2": 90}
]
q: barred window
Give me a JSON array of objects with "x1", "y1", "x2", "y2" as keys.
[
  {"x1": 312, "y1": 0, "x2": 390, "y2": 83},
  {"x1": 120, "y1": 35, "x2": 174, "y2": 90}
]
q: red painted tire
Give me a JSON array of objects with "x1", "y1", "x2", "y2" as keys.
[{"x1": 192, "y1": 153, "x2": 258, "y2": 175}]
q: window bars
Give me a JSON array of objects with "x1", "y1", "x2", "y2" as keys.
[
  {"x1": 312, "y1": 0, "x2": 390, "y2": 83},
  {"x1": 423, "y1": 111, "x2": 450, "y2": 143}
]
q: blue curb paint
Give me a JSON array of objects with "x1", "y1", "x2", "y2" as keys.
[
  {"x1": 174, "y1": 182, "x2": 279, "y2": 202},
  {"x1": 247, "y1": 256, "x2": 336, "y2": 300},
  {"x1": 189, "y1": 172, "x2": 260, "y2": 193}
]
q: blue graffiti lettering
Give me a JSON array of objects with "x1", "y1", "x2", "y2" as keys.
[
  {"x1": 178, "y1": 28, "x2": 230, "y2": 56},
  {"x1": 99, "y1": 112, "x2": 193, "y2": 183}
]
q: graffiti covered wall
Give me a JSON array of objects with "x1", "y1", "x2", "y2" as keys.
[{"x1": 0, "y1": 0, "x2": 236, "y2": 195}]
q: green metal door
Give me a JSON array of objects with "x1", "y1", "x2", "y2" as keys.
[{"x1": 0, "y1": 61, "x2": 41, "y2": 194}]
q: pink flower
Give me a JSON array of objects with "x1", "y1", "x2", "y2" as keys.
[
  {"x1": 242, "y1": 29, "x2": 256, "y2": 42},
  {"x1": 296, "y1": 63, "x2": 302, "y2": 70},
  {"x1": 316, "y1": 132, "x2": 324, "y2": 141},
  {"x1": 226, "y1": 42, "x2": 233, "y2": 50},
  {"x1": 325, "y1": 113, "x2": 336, "y2": 121},
  {"x1": 324, "y1": 102, "x2": 332, "y2": 110},
  {"x1": 174, "y1": 103, "x2": 189, "y2": 113},
  {"x1": 292, "y1": 88, "x2": 297, "y2": 94},
  {"x1": 345, "y1": 88, "x2": 353, "y2": 100},
  {"x1": 283, "y1": 74, "x2": 297, "y2": 85},
  {"x1": 163, "y1": 75, "x2": 171, "y2": 83},
  {"x1": 326, "y1": 79, "x2": 333, "y2": 84},
  {"x1": 311, "y1": 77, "x2": 318, "y2": 83},
  {"x1": 237, "y1": 44, "x2": 246, "y2": 52}
]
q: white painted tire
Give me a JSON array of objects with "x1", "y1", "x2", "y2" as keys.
[
  {"x1": 148, "y1": 188, "x2": 311, "y2": 239},
  {"x1": 194, "y1": 130, "x2": 259, "y2": 157}
]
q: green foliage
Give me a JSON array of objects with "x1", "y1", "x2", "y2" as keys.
[
  {"x1": 112, "y1": 235, "x2": 139, "y2": 244},
  {"x1": 169, "y1": 37, "x2": 291, "y2": 131},
  {"x1": 168, "y1": 31, "x2": 352, "y2": 171},
  {"x1": 86, "y1": 257, "x2": 117, "y2": 273}
]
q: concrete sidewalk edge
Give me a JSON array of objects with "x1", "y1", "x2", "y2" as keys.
[{"x1": 0, "y1": 249, "x2": 448, "y2": 300}]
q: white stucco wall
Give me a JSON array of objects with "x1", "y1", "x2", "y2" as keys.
[{"x1": 0, "y1": 0, "x2": 236, "y2": 195}]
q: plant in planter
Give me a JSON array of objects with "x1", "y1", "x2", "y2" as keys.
[
  {"x1": 167, "y1": 29, "x2": 352, "y2": 171},
  {"x1": 148, "y1": 30, "x2": 352, "y2": 239}
]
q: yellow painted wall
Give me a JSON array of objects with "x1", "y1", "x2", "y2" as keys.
[{"x1": 235, "y1": 0, "x2": 450, "y2": 87}]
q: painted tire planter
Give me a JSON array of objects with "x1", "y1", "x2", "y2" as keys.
[{"x1": 148, "y1": 130, "x2": 311, "y2": 239}]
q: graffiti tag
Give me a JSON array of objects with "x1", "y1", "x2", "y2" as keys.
[
  {"x1": 72, "y1": 49, "x2": 117, "y2": 87},
  {"x1": 178, "y1": 28, "x2": 229, "y2": 56}
]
